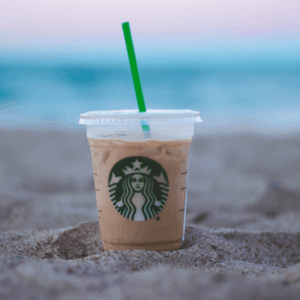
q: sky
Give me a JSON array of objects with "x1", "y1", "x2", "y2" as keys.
[
  {"x1": 1, "y1": 0, "x2": 300, "y2": 43},
  {"x1": 0, "y1": 0, "x2": 300, "y2": 67}
]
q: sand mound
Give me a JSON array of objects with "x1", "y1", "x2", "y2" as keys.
[
  {"x1": 2, "y1": 221, "x2": 300, "y2": 274},
  {"x1": 1, "y1": 220, "x2": 300, "y2": 299}
]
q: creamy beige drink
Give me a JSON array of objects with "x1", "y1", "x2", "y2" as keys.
[
  {"x1": 79, "y1": 109, "x2": 202, "y2": 252},
  {"x1": 88, "y1": 138, "x2": 192, "y2": 251}
]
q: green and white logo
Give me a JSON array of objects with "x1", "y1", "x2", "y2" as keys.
[{"x1": 108, "y1": 156, "x2": 169, "y2": 221}]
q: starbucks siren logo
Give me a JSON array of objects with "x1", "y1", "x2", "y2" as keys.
[{"x1": 108, "y1": 157, "x2": 169, "y2": 221}]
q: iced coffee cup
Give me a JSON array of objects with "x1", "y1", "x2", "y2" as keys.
[{"x1": 79, "y1": 109, "x2": 202, "y2": 251}]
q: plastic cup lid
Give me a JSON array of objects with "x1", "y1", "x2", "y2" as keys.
[{"x1": 79, "y1": 109, "x2": 202, "y2": 125}]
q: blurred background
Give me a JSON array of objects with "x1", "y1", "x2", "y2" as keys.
[{"x1": 1, "y1": 0, "x2": 300, "y2": 133}]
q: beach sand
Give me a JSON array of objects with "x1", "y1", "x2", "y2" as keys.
[{"x1": 1, "y1": 127, "x2": 300, "y2": 299}]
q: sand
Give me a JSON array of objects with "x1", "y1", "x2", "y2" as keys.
[{"x1": 1, "y1": 127, "x2": 300, "y2": 299}]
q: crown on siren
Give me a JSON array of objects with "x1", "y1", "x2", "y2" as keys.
[{"x1": 122, "y1": 159, "x2": 152, "y2": 175}]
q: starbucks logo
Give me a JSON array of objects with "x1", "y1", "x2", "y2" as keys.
[{"x1": 108, "y1": 157, "x2": 169, "y2": 221}]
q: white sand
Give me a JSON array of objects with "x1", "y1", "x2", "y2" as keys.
[{"x1": 1, "y1": 128, "x2": 300, "y2": 299}]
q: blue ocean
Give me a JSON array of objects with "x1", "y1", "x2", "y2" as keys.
[{"x1": 1, "y1": 44, "x2": 300, "y2": 133}]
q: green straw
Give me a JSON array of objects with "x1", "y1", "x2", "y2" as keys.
[{"x1": 122, "y1": 22, "x2": 146, "y2": 113}]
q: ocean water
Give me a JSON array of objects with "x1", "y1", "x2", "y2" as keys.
[{"x1": 1, "y1": 64, "x2": 300, "y2": 133}]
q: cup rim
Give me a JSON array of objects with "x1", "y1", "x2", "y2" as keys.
[{"x1": 79, "y1": 109, "x2": 202, "y2": 125}]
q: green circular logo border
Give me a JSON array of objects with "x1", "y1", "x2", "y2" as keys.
[{"x1": 108, "y1": 156, "x2": 169, "y2": 221}]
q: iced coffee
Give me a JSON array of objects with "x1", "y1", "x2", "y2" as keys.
[{"x1": 79, "y1": 109, "x2": 201, "y2": 251}]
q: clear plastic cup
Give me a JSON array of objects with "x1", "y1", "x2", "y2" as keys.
[{"x1": 79, "y1": 109, "x2": 202, "y2": 251}]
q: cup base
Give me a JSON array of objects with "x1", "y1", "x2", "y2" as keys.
[{"x1": 102, "y1": 240, "x2": 182, "y2": 251}]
